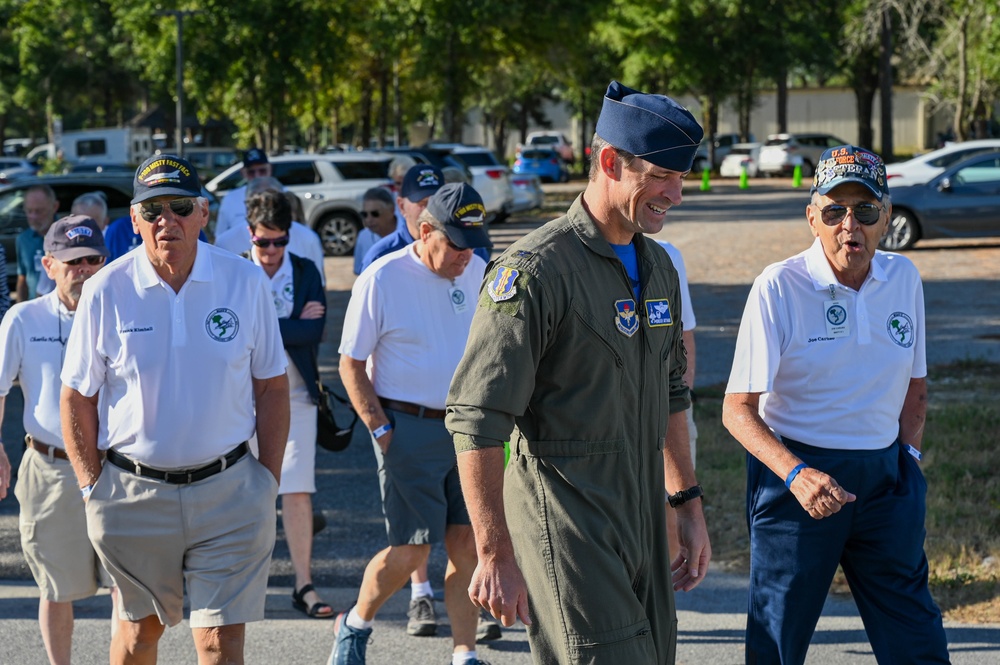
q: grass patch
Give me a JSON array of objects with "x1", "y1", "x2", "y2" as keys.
[{"x1": 694, "y1": 362, "x2": 1000, "y2": 622}]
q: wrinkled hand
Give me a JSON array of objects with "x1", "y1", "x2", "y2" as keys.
[
  {"x1": 300, "y1": 300, "x2": 325, "y2": 320},
  {"x1": 671, "y1": 503, "x2": 712, "y2": 592},
  {"x1": 468, "y1": 554, "x2": 531, "y2": 628},
  {"x1": 790, "y1": 467, "x2": 856, "y2": 519},
  {"x1": 0, "y1": 444, "x2": 10, "y2": 500}
]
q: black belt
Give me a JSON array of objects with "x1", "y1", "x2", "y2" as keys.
[
  {"x1": 379, "y1": 398, "x2": 446, "y2": 420},
  {"x1": 105, "y1": 443, "x2": 248, "y2": 484}
]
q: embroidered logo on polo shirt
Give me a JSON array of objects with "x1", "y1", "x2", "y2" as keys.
[
  {"x1": 645, "y1": 299, "x2": 674, "y2": 327},
  {"x1": 886, "y1": 312, "x2": 914, "y2": 348},
  {"x1": 614, "y1": 299, "x2": 639, "y2": 337},
  {"x1": 206, "y1": 308, "x2": 239, "y2": 342},
  {"x1": 281, "y1": 280, "x2": 294, "y2": 302}
]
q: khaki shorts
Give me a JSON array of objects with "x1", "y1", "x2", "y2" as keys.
[
  {"x1": 85, "y1": 453, "x2": 279, "y2": 628},
  {"x1": 14, "y1": 447, "x2": 110, "y2": 602}
]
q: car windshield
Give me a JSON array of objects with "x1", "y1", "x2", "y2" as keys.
[
  {"x1": 455, "y1": 151, "x2": 501, "y2": 167},
  {"x1": 729, "y1": 148, "x2": 752, "y2": 156},
  {"x1": 530, "y1": 136, "x2": 558, "y2": 145},
  {"x1": 930, "y1": 148, "x2": 998, "y2": 169},
  {"x1": 521, "y1": 150, "x2": 556, "y2": 160}
]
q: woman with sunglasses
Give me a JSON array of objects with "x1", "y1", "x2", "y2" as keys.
[{"x1": 244, "y1": 189, "x2": 333, "y2": 619}]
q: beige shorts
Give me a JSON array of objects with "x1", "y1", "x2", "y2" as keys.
[
  {"x1": 85, "y1": 453, "x2": 279, "y2": 628},
  {"x1": 248, "y1": 395, "x2": 317, "y2": 495},
  {"x1": 14, "y1": 447, "x2": 110, "y2": 602}
]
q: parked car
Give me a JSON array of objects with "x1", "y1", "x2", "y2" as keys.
[
  {"x1": 428, "y1": 144, "x2": 515, "y2": 223},
  {"x1": 206, "y1": 152, "x2": 394, "y2": 256},
  {"x1": 719, "y1": 142, "x2": 762, "y2": 178},
  {"x1": 0, "y1": 157, "x2": 36, "y2": 183},
  {"x1": 384, "y1": 145, "x2": 473, "y2": 184},
  {"x1": 513, "y1": 148, "x2": 568, "y2": 183},
  {"x1": 66, "y1": 162, "x2": 134, "y2": 174},
  {"x1": 508, "y1": 174, "x2": 545, "y2": 213},
  {"x1": 692, "y1": 132, "x2": 755, "y2": 171},
  {"x1": 525, "y1": 131, "x2": 575, "y2": 165},
  {"x1": 184, "y1": 147, "x2": 241, "y2": 182},
  {"x1": 758, "y1": 133, "x2": 849, "y2": 177},
  {"x1": 880, "y1": 151, "x2": 1000, "y2": 251},
  {"x1": 885, "y1": 139, "x2": 1000, "y2": 188}
]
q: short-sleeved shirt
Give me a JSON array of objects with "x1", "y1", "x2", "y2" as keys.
[
  {"x1": 360, "y1": 226, "x2": 415, "y2": 274},
  {"x1": 726, "y1": 238, "x2": 926, "y2": 450},
  {"x1": 16, "y1": 229, "x2": 46, "y2": 298},
  {"x1": 214, "y1": 185, "x2": 248, "y2": 238},
  {"x1": 214, "y1": 222, "x2": 326, "y2": 287},
  {"x1": 654, "y1": 241, "x2": 696, "y2": 332},
  {"x1": 61, "y1": 242, "x2": 287, "y2": 468},
  {"x1": 0, "y1": 292, "x2": 74, "y2": 447},
  {"x1": 353, "y1": 228, "x2": 379, "y2": 275},
  {"x1": 340, "y1": 245, "x2": 486, "y2": 409}
]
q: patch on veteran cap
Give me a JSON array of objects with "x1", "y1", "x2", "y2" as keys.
[
  {"x1": 426, "y1": 182, "x2": 492, "y2": 250},
  {"x1": 400, "y1": 165, "x2": 444, "y2": 201},
  {"x1": 812, "y1": 145, "x2": 889, "y2": 201},
  {"x1": 44, "y1": 214, "x2": 109, "y2": 262},
  {"x1": 243, "y1": 147, "x2": 269, "y2": 166},
  {"x1": 595, "y1": 81, "x2": 704, "y2": 172},
  {"x1": 132, "y1": 155, "x2": 201, "y2": 204}
]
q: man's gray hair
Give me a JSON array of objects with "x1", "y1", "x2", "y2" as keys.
[
  {"x1": 363, "y1": 187, "x2": 395, "y2": 207},
  {"x1": 588, "y1": 134, "x2": 636, "y2": 181},
  {"x1": 389, "y1": 155, "x2": 417, "y2": 180},
  {"x1": 416, "y1": 208, "x2": 445, "y2": 233},
  {"x1": 246, "y1": 176, "x2": 284, "y2": 197},
  {"x1": 71, "y1": 191, "x2": 108, "y2": 219}
]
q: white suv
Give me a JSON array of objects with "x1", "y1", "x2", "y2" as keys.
[
  {"x1": 439, "y1": 145, "x2": 515, "y2": 222},
  {"x1": 206, "y1": 153, "x2": 393, "y2": 256},
  {"x1": 758, "y1": 133, "x2": 848, "y2": 177}
]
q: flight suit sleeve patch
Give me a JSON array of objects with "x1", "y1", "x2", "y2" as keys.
[{"x1": 481, "y1": 265, "x2": 527, "y2": 316}]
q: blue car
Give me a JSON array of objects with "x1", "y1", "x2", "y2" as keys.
[{"x1": 513, "y1": 148, "x2": 568, "y2": 183}]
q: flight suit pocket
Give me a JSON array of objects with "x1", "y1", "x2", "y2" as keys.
[{"x1": 566, "y1": 618, "x2": 657, "y2": 664}]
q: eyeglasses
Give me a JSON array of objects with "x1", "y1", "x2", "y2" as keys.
[
  {"x1": 817, "y1": 203, "x2": 883, "y2": 226},
  {"x1": 139, "y1": 198, "x2": 196, "y2": 222},
  {"x1": 251, "y1": 234, "x2": 290, "y2": 248},
  {"x1": 360, "y1": 210, "x2": 382, "y2": 219},
  {"x1": 63, "y1": 255, "x2": 105, "y2": 266}
]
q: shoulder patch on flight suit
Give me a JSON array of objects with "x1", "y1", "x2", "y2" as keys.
[
  {"x1": 481, "y1": 265, "x2": 529, "y2": 317},
  {"x1": 645, "y1": 298, "x2": 674, "y2": 327},
  {"x1": 487, "y1": 266, "x2": 519, "y2": 302}
]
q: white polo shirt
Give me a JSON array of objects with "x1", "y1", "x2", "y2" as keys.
[
  {"x1": 214, "y1": 185, "x2": 248, "y2": 238},
  {"x1": 61, "y1": 242, "x2": 287, "y2": 468},
  {"x1": 654, "y1": 240, "x2": 697, "y2": 331},
  {"x1": 727, "y1": 238, "x2": 926, "y2": 450},
  {"x1": 0, "y1": 292, "x2": 75, "y2": 447},
  {"x1": 339, "y1": 245, "x2": 486, "y2": 410},
  {"x1": 215, "y1": 221, "x2": 326, "y2": 287}
]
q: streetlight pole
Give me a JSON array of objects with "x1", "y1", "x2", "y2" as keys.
[{"x1": 155, "y1": 10, "x2": 201, "y2": 158}]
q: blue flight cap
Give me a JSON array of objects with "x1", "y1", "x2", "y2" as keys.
[{"x1": 594, "y1": 81, "x2": 704, "y2": 172}]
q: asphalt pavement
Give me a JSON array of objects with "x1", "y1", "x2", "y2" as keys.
[{"x1": 1, "y1": 179, "x2": 999, "y2": 664}]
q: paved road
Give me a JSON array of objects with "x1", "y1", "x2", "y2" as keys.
[{"x1": 1, "y1": 179, "x2": 999, "y2": 663}]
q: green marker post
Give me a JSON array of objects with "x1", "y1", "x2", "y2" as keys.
[
  {"x1": 739, "y1": 164, "x2": 749, "y2": 190},
  {"x1": 700, "y1": 168, "x2": 711, "y2": 192},
  {"x1": 792, "y1": 163, "x2": 803, "y2": 188}
]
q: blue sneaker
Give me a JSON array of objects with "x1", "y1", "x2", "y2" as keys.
[{"x1": 328, "y1": 611, "x2": 371, "y2": 665}]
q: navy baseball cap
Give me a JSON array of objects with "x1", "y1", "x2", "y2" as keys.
[
  {"x1": 243, "y1": 148, "x2": 269, "y2": 167},
  {"x1": 595, "y1": 81, "x2": 704, "y2": 172},
  {"x1": 132, "y1": 155, "x2": 202, "y2": 205},
  {"x1": 400, "y1": 165, "x2": 444, "y2": 202},
  {"x1": 44, "y1": 215, "x2": 109, "y2": 261},
  {"x1": 426, "y1": 183, "x2": 492, "y2": 250},
  {"x1": 812, "y1": 145, "x2": 889, "y2": 202}
]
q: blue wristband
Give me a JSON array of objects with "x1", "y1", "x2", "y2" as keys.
[
  {"x1": 904, "y1": 444, "x2": 922, "y2": 461},
  {"x1": 784, "y1": 463, "x2": 808, "y2": 489},
  {"x1": 371, "y1": 423, "x2": 393, "y2": 439}
]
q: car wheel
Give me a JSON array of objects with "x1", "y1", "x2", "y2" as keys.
[
  {"x1": 800, "y1": 160, "x2": 814, "y2": 177},
  {"x1": 316, "y1": 210, "x2": 360, "y2": 257},
  {"x1": 880, "y1": 209, "x2": 920, "y2": 251}
]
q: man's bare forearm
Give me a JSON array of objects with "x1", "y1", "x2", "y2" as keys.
[
  {"x1": 253, "y1": 373, "x2": 290, "y2": 481},
  {"x1": 60, "y1": 385, "x2": 103, "y2": 488}
]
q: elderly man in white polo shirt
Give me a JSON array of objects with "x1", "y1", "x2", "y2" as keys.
[
  {"x1": 60, "y1": 154, "x2": 290, "y2": 665},
  {"x1": 330, "y1": 183, "x2": 492, "y2": 665},
  {"x1": 723, "y1": 145, "x2": 949, "y2": 664},
  {"x1": 0, "y1": 215, "x2": 112, "y2": 665}
]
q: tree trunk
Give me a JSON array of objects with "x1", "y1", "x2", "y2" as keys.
[
  {"x1": 777, "y1": 68, "x2": 788, "y2": 134},
  {"x1": 954, "y1": 12, "x2": 968, "y2": 141},
  {"x1": 360, "y1": 84, "x2": 373, "y2": 150},
  {"x1": 377, "y1": 61, "x2": 389, "y2": 148},
  {"x1": 879, "y1": 7, "x2": 894, "y2": 160}
]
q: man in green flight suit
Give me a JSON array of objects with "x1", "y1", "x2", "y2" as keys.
[{"x1": 445, "y1": 81, "x2": 712, "y2": 665}]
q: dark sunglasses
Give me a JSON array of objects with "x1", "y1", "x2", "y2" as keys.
[
  {"x1": 139, "y1": 198, "x2": 196, "y2": 222},
  {"x1": 818, "y1": 203, "x2": 883, "y2": 226},
  {"x1": 439, "y1": 231, "x2": 466, "y2": 251},
  {"x1": 360, "y1": 210, "x2": 382, "y2": 219},
  {"x1": 251, "y1": 234, "x2": 290, "y2": 248},
  {"x1": 63, "y1": 255, "x2": 105, "y2": 266}
]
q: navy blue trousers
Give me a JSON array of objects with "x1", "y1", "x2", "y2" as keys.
[{"x1": 745, "y1": 439, "x2": 950, "y2": 665}]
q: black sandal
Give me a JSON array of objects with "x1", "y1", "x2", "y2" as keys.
[{"x1": 292, "y1": 584, "x2": 334, "y2": 619}]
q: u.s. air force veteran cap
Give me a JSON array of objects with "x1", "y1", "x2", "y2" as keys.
[
  {"x1": 595, "y1": 81, "x2": 704, "y2": 172},
  {"x1": 132, "y1": 155, "x2": 201, "y2": 205},
  {"x1": 812, "y1": 145, "x2": 889, "y2": 202},
  {"x1": 426, "y1": 183, "x2": 493, "y2": 249}
]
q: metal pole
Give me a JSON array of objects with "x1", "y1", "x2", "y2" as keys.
[{"x1": 175, "y1": 13, "x2": 184, "y2": 157}]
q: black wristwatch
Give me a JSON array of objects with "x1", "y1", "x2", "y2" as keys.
[{"x1": 667, "y1": 484, "x2": 704, "y2": 508}]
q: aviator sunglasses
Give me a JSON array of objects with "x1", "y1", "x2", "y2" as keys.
[
  {"x1": 817, "y1": 203, "x2": 883, "y2": 226},
  {"x1": 63, "y1": 256, "x2": 105, "y2": 266},
  {"x1": 138, "y1": 198, "x2": 196, "y2": 222},
  {"x1": 251, "y1": 234, "x2": 290, "y2": 248}
]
